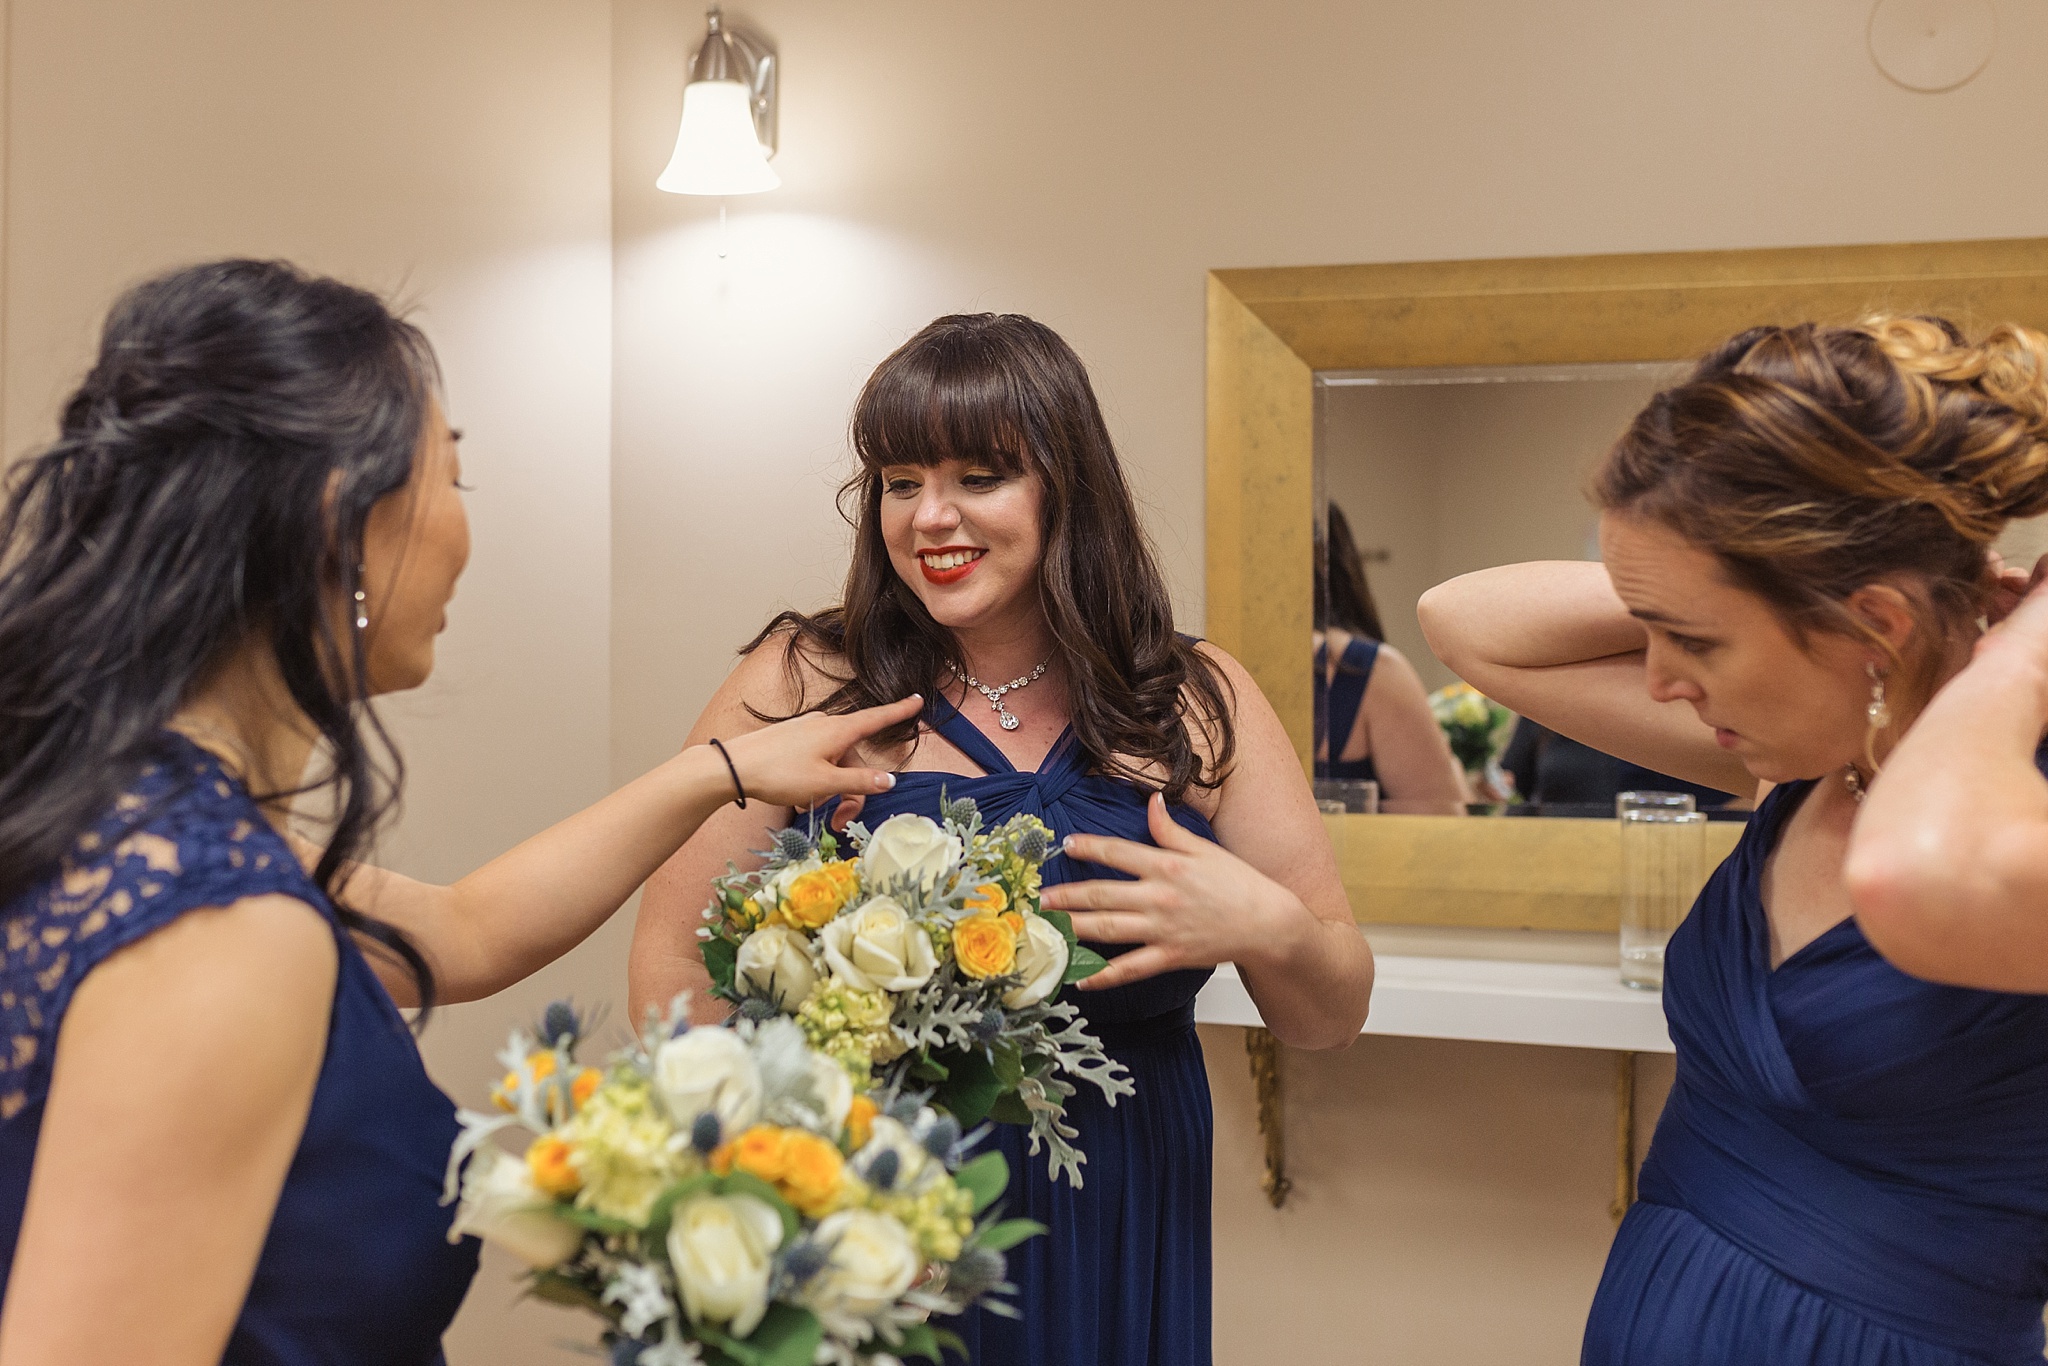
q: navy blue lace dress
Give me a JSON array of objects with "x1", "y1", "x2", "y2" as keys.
[
  {"x1": 827, "y1": 693, "x2": 1214, "y2": 1366},
  {"x1": 0, "y1": 733, "x2": 478, "y2": 1363},
  {"x1": 1584, "y1": 768, "x2": 2048, "y2": 1364}
]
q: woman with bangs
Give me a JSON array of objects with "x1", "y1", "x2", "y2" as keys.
[
  {"x1": 1421, "y1": 316, "x2": 2048, "y2": 1365},
  {"x1": 630, "y1": 313, "x2": 1373, "y2": 1366}
]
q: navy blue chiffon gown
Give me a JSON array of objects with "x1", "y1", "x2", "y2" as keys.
[
  {"x1": 831, "y1": 693, "x2": 1214, "y2": 1366},
  {"x1": 1585, "y1": 769, "x2": 2048, "y2": 1365},
  {"x1": 0, "y1": 733, "x2": 479, "y2": 1363}
]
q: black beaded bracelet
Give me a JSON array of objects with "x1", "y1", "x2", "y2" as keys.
[{"x1": 707, "y1": 738, "x2": 747, "y2": 808}]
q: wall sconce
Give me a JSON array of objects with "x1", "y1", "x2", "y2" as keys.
[{"x1": 656, "y1": 7, "x2": 779, "y2": 196}]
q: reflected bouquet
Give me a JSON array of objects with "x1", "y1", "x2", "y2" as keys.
[
  {"x1": 698, "y1": 799, "x2": 1133, "y2": 1186},
  {"x1": 443, "y1": 999, "x2": 1044, "y2": 1366},
  {"x1": 1428, "y1": 682, "x2": 1514, "y2": 774}
]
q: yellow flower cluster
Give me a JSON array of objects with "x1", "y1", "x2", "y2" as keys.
[
  {"x1": 559, "y1": 1073, "x2": 693, "y2": 1226},
  {"x1": 712, "y1": 1124, "x2": 858, "y2": 1218},
  {"x1": 797, "y1": 981, "x2": 903, "y2": 1081},
  {"x1": 971, "y1": 814, "x2": 1053, "y2": 909},
  {"x1": 863, "y1": 1178, "x2": 976, "y2": 1263},
  {"x1": 771, "y1": 860, "x2": 861, "y2": 930},
  {"x1": 491, "y1": 1049, "x2": 603, "y2": 1124},
  {"x1": 844, "y1": 1094, "x2": 878, "y2": 1151}
]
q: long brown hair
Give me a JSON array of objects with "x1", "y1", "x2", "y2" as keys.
[
  {"x1": 747, "y1": 313, "x2": 1235, "y2": 802},
  {"x1": 1595, "y1": 314, "x2": 2048, "y2": 707}
]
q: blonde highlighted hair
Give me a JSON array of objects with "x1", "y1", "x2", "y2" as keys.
[{"x1": 1596, "y1": 315, "x2": 2048, "y2": 703}]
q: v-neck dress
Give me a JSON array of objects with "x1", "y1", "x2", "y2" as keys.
[
  {"x1": 1583, "y1": 767, "x2": 2048, "y2": 1365},
  {"x1": 822, "y1": 693, "x2": 1215, "y2": 1366}
]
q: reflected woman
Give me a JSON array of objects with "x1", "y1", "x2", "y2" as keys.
[
  {"x1": 629, "y1": 314, "x2": 1372, "y2": 1366},
  {"x1": 1420, "y1": 316, "x2": 2048, "y2": 1365},
  {"x1": 0, "y1": 260, "x2": 913, "y2": 1363},
  {"x1": 1315, "y1": 501, "x2": 1467, "y2": 811}
]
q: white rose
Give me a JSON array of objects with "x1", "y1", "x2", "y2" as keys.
[
  {"x1": 666, "y1": 1193, "x2": 784, "y2": 1337},
  {"x1": 859, "y1": 814, "x2": 962, "y2": 893},
  {"x1": 734, "y1": 924, "x2": 819, "y2": 1010},
  {"x1": 1002, "y1": 912, "x2": 1071, "y2": 1009},
  {"x1": 653, "y1": 1026, "x2": 763, "y2": 1138},
  {"x1": 805, "y1": 1052, "x2": 854, "y2": 1136},
  {"x1": 818, "y1": 896, "x2": 938, "y2": 992},
  {"x1": 448, "y1": 1145, "x2": 583, "y2": 1269},
  {"x1": 851, "y1": 1114, "x2": 935, "y2": 1194},
  {"x1": 803, "y1": 1209, "x2": 921, "y2": 1319},
  {"x1": 749, "y1": 857, "x2": 819, "y2": 920}
]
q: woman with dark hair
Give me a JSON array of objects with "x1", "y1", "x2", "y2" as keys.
[
  {"x1": 0, "y1": 259, "x2": 914, "y2": 1365},
  {"x1": 1314, "y1": 501, "x2": 1466, "y2": 809},
  {"x1": 629, "y1": 313, "x2": 1371, "y2": 1366},
  {"x1": 1419, "y1": 316, "x2": 2048, "y2": 1365}
]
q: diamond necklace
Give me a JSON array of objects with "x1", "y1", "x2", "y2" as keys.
[{"x1": 949, "y1": 659, "x2": 1048, "y2": 731}]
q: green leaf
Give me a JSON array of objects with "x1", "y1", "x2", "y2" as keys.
[
  {"x1": 934, "y1": 1328, "x2": 967, "y2": 1356},
  {"x1": 527, "y1": 1270, "x2": 617, "y2": 1320},
  {"x1": 698, "y1": 1304, "x2": 823, "y2": 1366},
  {"x1": 953, "y1": 1150, "x2": 1011, "y2": 1214},
  {"x1": 702, "y1": 936, "x2": 739, "y2": 991},
  {"x1": 554, "y1": 1203, "x2": 638, "y2": 1236},
  {"x1": 643, "y1": 1172, "x2": 720, "y2": 1242},
  {"x1": 972, "y1": 1217, "x2": 1047, "y2": 1252},
  {"x1": 986, "y1": 1090, "x2": 1033, "y2": 1126},
  {"x1": 990, "y1": 1039, "x2": 1024, "y2": 1089},
  {"x1": 714, "y1": 1172, "x2": 801, "y2": 1241},
  {"x1": 1064, "y1": 943, "x2": 1110, "y2": 984},
  {"x1": 932, "y1": 1046, "x2": 1002, "y2": 1126},
  {"x1": 892, "y1": 1322, "x2": 946, "y2": 1362}
]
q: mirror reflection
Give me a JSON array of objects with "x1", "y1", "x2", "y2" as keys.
[{"x1": 1313, "y1": 361, "x2": 1749, "y2": 817}]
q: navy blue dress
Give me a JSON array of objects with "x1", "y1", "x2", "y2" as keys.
[
  {"x1": 832, "y1": 694, "x2": 1214, "y2": 1366},
  {"x1": 0, "y1": 733, "x2": 479, "y2": 1363},
  {"x1": 1314, "y1": 635, "x2": 1381, "y2": 784},
  {"x1": 1585, "y1": 771, "x2": 2048, "y2": 1364}
]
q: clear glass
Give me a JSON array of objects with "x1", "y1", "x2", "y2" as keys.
[
  {"x1": 1617, "y1": 791, "x2": 1706, "y2": 990},
  {"x1": 1313, "y1": 778, "x2": 1380, "y2": 814}
]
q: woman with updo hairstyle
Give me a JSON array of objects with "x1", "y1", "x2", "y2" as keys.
[
  {"x1": 630, "y1": 313, "x2": 1372, "y2": 1366},
  {"x1": 1420, "y1": 315, "x2": 2048, "y2": 1365},
  {"x1": 0, "y1": 259, "x2": 914, "y2": 1363}
]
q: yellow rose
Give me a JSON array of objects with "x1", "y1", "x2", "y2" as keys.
[
  {"x1": 779, "y1": 861, "x2": 861, "y2": 930},
  {"x1": 952, "y1": 913, "x2": 1019, "y2": 979},
  {"x1": 844, "y1": 1094, "x2": 878, "y2": 1151},
  {"x1": 715, "y1": 1125, "x2": 793, "y2": 1184},
  {"x1": 493, "y1": 1050, "x2": 559, "y2": 1112},
  {"x1": 570, "y1": 1067, "x2": 603, "y2": 1110},
  {"x1": 714, "y1": 1125, "x2": 848, "y2": 1217},
  {"x1": 526, "y1": 1135, "x2": 582, "y2": 1198},
  {"x1": 963, "y1": 882, "x2": 1008, "y2": 914}
]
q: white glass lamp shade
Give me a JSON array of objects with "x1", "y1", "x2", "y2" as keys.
[{"x1": 657, "y1": 80, "x2": 779, "y2": 195}]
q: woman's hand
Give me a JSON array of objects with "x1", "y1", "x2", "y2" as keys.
[
  {"x1": 713, "y1": 696, "x2": 921, "y2": 810},
  {"x1": 1041, "y1": 793, "x2": 1310, "y2": 991}
]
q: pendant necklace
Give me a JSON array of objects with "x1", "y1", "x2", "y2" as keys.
[{"x1": 950, "y1": 659, "x2": 1048, "y2": 731}]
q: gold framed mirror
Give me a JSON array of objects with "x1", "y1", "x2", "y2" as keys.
[{"x1": 1206, "y1": 238, "x2": 2048, "y2": 930}]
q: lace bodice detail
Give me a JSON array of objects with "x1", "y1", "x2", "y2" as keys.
[{"x1": 0, "y1": 740, "x2": 315, "y2": 1124}]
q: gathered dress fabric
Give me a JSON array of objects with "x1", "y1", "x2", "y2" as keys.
[
  {"x1": 0, "y1": 733, "x2": 479, "y2": 1364},
  {"x1": 1584, "y1": 768, "x2": 2048, "y2": 1365},
  {"x1": 818, "y1": 692, "x2": 1213, "y2": 1366}
]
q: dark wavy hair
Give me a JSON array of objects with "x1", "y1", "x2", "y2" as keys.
[
  {"x1": 1318, "y1": 501, "x2": 1385, "y2": 642},
  {"x1": 749, "y1": 312, "x2": 1235, "y2": 802},
  {"x1": 0, "y1": 258, "x2": 439, "y2": 1012}
]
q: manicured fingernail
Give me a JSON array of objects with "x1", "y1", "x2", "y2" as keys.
[
  {"x1": 1062, "y1": 835, "x2": 1079, "y2": 852},
  {"x1": 878, "y1": 773, "x2": 896, "y2": 790}
]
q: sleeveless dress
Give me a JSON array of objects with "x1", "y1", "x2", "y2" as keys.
[
  {"x1": 1584, "y1": 767, "x2": 2048, "y2": 1365},
  {"x1": 826, "y1": 693, "x2": 1214, "y2": 1366},
  {"x1": 0, "y1": 733, "x2": 479, "y2": 1363},
  {"x1": 1314, "y1": 635, "x2": 1380, "y2": 784}
]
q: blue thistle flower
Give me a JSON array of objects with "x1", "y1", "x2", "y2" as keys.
[
  {"x1": 691, "y1": 1112, "x2": 723, "y2": 1155},
  {"x1": 609, "y1": 1338, "x2": 646, "y2": 1366},
  {"x1": 944, "y1": 796, "x2": 980, "y2": 826},
  {"x1": 948, "y1": 1245, "x2": 1007, "y2": 1298},
  {"x1": 536, "y1": 1000, "x2": 583, "y2": 1049},
  {"x1": 773, "y1": 827, "x2": 813, "y2": 861},
  {"x1": 970, "y1": 1006, "x2": 1007, "y2": 1042},
  {"x1": 738, "y1": 997, "x2": 779, "y2": 1023},
  {"x1": 1016, "y1": 827, "x2": 1050, "y2": 864},
  {"x1": 866, "y1": 1148, "x2": 901, "y2": 1191},
  {"x1": 921, "y1": 1114, "x2": 963, "y2": 1160},
  {"x1": 779, "y1": 1239, "x2": 831, "y2": 1288}
]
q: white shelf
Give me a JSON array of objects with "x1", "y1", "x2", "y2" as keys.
[{"x1": 1195, "y1": 954, "x2": 1674, "y2": 1053}]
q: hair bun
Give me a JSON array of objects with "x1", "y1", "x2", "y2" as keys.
[{"x1": 1861, "y1": 314, "x2": 2048, "y2": 524}]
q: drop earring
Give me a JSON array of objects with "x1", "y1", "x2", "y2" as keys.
[
  {"x1": 353, "y1": 563, "x2": 369, "y2": 631},
  {"x1": 1865, "y1": 662, "x2": 1892, "y2": 732}
]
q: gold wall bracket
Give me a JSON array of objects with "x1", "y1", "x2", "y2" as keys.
[
  {"x1": 1244, "y1": 1026, "x2": 1291, "y2": 1208},
  {"x1": 1612, "y1": 1050, "x2": 1638, "y2": 1221}
]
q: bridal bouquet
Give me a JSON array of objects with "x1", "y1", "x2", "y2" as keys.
[
  {"x1": 698, "y1": 799, "x2": 1132, "y2": 1186},
  {"x1": 444, "y1": 999, "x2": 1044, "y2": 1366}
]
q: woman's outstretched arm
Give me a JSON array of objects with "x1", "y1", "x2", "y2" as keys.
[
  {"x1": 1417, "y1": 560, "x2": 1751, "y2": 796},
  {"x1": 1847, "y1": 575, "x2": 2048, "y2": 991},
  {"x1": 336, "y1": 694, "x2": 918, "y2": 1008}
]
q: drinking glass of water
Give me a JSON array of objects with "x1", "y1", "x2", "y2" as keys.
[{"x1": 1617, "y1": 791, "x2": 1706, "y2": 991}]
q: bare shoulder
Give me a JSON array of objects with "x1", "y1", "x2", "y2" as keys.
[
  {"x1": 696, "y1": 626, "x2": 853, "y2": 742},
  {"x1": 1186, "y1": 641, "x2": 1293, "y2": 786},
  {"x1": 1363, "y1": 642, "x2": 1431, "y2": 699}
]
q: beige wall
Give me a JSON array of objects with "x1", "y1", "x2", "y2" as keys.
[{"x1": 11, "y1": 1, "x2": 2048, "y2": 1363}]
